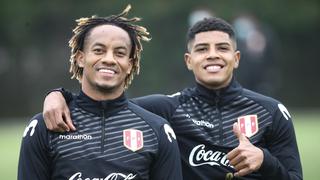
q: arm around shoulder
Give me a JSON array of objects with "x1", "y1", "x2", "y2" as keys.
[
  {"x1": 131, "y1": 93, "x2": 180, "y2": 120},
  {"x1": 43, "y1": 88, "x2": 75, "y2": 132}
]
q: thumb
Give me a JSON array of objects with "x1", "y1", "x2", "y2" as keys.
[{"x1": 233, "y1": 122, "x2": 248, "y2": 143}]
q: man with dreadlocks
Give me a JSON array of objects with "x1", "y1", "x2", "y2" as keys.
[{"x1": 18, "y1": 5, "x2": 182, "y2": 180}]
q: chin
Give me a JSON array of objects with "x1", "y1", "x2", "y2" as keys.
[
  {"x1": 98, "y1": 80, "x2": 126, "y2": 90},
  {"x1": 204, "y1": 78, "x2": 222, "y2": 84},
  {"x1": 94, "y1": 83, "x2": 116, "y2": 92}
]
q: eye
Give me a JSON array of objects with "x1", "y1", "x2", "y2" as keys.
[
  {"x1": 195, "y1": 47, "x2": 207, "y2": 52},
  {"x1": 93, "y1": 48, "x2": 104, "y2": 54},
  {"x1": 117, "y1": 52, "x2": 125, "y2": 56},
  {"x1": 115, "y1": 50, "x2": 127, "y2": 57},
  {"x1": 218, "y1": 46, "x2": 230, "y2": 51}
]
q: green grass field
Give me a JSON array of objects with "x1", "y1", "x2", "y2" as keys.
[{"x1": 0, "y1": 111, "x2": 319, "y2": 179}]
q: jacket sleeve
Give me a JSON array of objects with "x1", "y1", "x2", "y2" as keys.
[
  {"x1": 259, "y1": 104, "x2": 303, "y2": 180},
  {"x1": 18, "y1": 113, "x2": 51, "y2": 180},
  {"x1": 149, "y1": 123, "x2": 183, "y2": 180},
  {"x1": 47, "y1": 87, "x2": 74, "y2": 104},
  {"x1": 131, "y1": 94, "x2": 179, "y2": 120}
]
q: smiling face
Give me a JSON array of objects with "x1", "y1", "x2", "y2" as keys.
[
  {"x1": 76, "y1": 24, "x2": 132, "y2": 100},
  {"x1": 185, "y1": 30, "x2": 240, "y2": 90}
]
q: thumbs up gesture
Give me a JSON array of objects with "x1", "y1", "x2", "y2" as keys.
[{"x1": 227, "y1": 123, "x2": 264, "y2": 177}]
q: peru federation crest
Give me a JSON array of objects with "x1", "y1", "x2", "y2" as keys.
[
  {"x1": 237, "y1": 115, "x2": 258, "y2": 138},
  {"x1": 123, "y1": 129, "x2": 144, "y2": 152}
]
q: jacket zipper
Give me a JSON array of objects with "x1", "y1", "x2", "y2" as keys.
[
  {"x1": 215, "y1": 91, "x2": 223, "y2": 145},
  {"x1": 101, "y1": 110, "x2": 106, "y2": 153}
]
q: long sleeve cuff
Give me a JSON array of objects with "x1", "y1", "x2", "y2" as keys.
[
  {"x1": 258, "y1": 148, "x2": 278, "y2": 177},
  {"x1": 46, "y1": 87, "x2": 73, "y2": 104}
]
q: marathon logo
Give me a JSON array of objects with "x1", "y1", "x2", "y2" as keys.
[
  {"x1": 186, "y1": 114, "x2": 215, "y2": 129},
  {"x1": 192, "y1": 119, "x2": 215, "y2": 129},
  {"x1": 59, "y1": 134, "x2": 93, "y2": 140}
]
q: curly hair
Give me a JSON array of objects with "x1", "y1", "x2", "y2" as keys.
[
  {"x1": 69, "y1": 4, "x2": 151, "y2": 88},
  {"x1": 186, "y1": 17, "x2": 236, "y2": 51}
]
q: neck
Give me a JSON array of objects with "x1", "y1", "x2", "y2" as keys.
[
  {"x1": 81, "y1": 85, "x2": 124, "y2": 101},
  {"x1": 197, "y1": 77, "x2": 232, "y2": 91},
  {"x1": 199, "y1": 82, "x2": 228, "y2": 90}
]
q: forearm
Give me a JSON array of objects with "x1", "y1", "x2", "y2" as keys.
[
  {"x1": 46, "y1": 87, "x2": 74, "y2": 103},
  {"x1": 259, "y1": 148, "x2": 302, "y2": 180},
  {"x1": 43, "y1": 87, "x2": 76, "y2": 132}
]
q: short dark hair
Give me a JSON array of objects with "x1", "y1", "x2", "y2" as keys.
[
  {"x1": 186, "y1": 17, "x2": 236, "y2": 51},
  {"x1": 69, "y1": 5, "x2": 150, "y2": 88}
]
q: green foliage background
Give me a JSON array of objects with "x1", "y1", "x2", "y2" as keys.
[{"x1": 0, "y1": 0, "x2": 319, "y2": 117}]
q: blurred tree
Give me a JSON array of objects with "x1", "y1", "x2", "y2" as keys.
[{"x1": 0, "y1": 0, "x2": 319, "y2": 118}]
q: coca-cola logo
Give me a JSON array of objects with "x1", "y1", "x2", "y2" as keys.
[
  {"x1": 189, "y1": 144, "x2": 233, "y2": 168},
  {"x1": 69, "y1": 172, "x2": 136, "y2": 180}
]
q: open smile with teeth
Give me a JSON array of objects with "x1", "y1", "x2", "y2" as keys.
[
  {"x1": 204, "y1": 65, "x2": 224, "y2": 73},
  {"x1": 97, "y1": 68, "x2": 117, "y2": 77},
  {"x1": 99, "y1": 69, "x2": 116, "y2": 74}
]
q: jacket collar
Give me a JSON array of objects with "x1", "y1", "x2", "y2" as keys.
[
  {"x1": 75, "y1": 90, "x2": 128, "y2": 116},
  {"x1": 195, "y1": 77, "x2": 242, "y2": 105}
]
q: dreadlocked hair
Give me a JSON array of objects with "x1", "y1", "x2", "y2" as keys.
[{"x1": 69, "y1": 4, "x2": 151, "y2": 89}]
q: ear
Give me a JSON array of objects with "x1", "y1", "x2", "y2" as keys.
[
  {"x1": 75, "y1": 50, "x2": 85, "y2": 68},
  {"x1": 126, "y1": 58, "x2": 133, "y2": 75},
  {"x1": 184, "y1": 53, "x2": 193, "y2": 71},
  {"x1": 233, "y1": 50, "x2": 241, "y2": 69}
]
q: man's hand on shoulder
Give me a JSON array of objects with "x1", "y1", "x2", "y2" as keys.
[{"x1": 43, "y1": 91, "x2": 75, "y2": 132}]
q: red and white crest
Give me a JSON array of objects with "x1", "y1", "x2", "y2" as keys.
[
  {"x1": 123, "y1": 129, "x2": 144, "y2": 152},
  {"x1": 237, "y1": 115, "x2": 259, "y2": 138}
]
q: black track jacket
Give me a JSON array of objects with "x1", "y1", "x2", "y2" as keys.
[
  {"x1": 47, "y1": 78, "x2": 302, "y2": 180},
  {"x1": 132, "y1": 78, "x2": 302, "y2": 180},
  {"x1": 18, "y1": 91, "x2": 182, "y2": 180}
]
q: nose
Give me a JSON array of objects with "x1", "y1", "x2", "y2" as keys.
[
  {"x1": 101, "y1": 51, "x2": 116, "y2": 64},
  {"x1": 206, "y1": 48, "x2": 218, "y2": 60}
]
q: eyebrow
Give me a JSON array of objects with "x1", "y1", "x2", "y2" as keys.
[
  {"x1": 92, "y1": 43, "x2": 106, "y2": 48},
  {"x1": 194, "y1": 42, "x2": 232, "y2": 48},
  {"x1": 194, "y1": 43, "x2": 209, "y2": 48},
  {"x1": 216, "y1": 42, "x2": 231, "y2": 46},
  {"x1": 92, "y1": 43, "x2": 129, "y2": 50}
]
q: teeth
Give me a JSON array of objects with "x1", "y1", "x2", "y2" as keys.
[
  {"x1": 207, "y1": 65, "x2": 220, "y2": 70},
  {"x1": 99, "y1": 69, "x2": 115, "y2": 74},
  {"x1": 205, "y1": 65, "x2": 222, "y2": 72}
]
